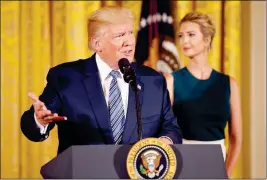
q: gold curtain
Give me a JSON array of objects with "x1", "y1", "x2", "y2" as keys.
[
  {"x1": 223, "y1": 1, "x2": 242, "y2": 178},
  {"x1": 1, "y1": 1, "x2": 244, "y2": 178},
  {"x1": 1, "y1": 1, "x2": 20, "y2": 178}
]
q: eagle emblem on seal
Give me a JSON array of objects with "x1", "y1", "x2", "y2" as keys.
[{"x1": 139, "y1": 150, "x2": 164, "y2": 178}]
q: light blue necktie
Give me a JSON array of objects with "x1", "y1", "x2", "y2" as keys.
[{"x1": 108, "y1": 70, "x2": 125, "y2": 144}]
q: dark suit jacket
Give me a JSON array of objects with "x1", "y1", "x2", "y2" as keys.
[{"x1": 21, "y1": 54, "x2": 182, "y2": 154}]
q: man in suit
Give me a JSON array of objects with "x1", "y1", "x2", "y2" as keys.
[{"x1": 21, "y1": 6, "x2": 182, "y2": 154}]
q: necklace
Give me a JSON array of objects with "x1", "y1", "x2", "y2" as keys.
[
  {"x1": 201, "y1": 66, "x2": 206, "y2": 79},
  {"x1": 187, "y1": 64, "x2": 211, "y2": 80}
]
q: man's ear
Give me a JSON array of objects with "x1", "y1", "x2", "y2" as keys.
[{"x1": 90, "y1": 37, "x2": 102, "y2": 52}]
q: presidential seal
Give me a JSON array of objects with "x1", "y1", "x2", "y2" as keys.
[{"x1": 126, "y1": 138, "x2": 177, "y2": 179}]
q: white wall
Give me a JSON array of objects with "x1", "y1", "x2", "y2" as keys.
[{"x1": 250, "y1": 1, "x2": 266, "y2": 178}]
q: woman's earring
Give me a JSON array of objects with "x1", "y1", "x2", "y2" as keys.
[{"x1": 207, "y1": 45, "x2": 211, "y2": 52}]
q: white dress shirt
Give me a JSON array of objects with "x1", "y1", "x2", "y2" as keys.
[
  {"x1": 35, "y1": 54, "x2": 129, "y2": 134},
  {"x1": 95, "y1": 53, "x2": 129, "y2": 114}
]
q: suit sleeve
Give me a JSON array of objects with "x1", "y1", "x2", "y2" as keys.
[
  {"x1": 20, "y1": 68, "x2": 62, "y2": 142},
  {"x1": 158, "y1": 76, "x2": 183, "y2": 144}
]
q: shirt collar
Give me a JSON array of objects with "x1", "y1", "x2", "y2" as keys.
[{"x1": 95, "y1": 53, "x2": 123, "y2": 82}]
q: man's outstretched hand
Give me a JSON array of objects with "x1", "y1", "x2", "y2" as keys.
[{"x1": 28, "y1": 92, "x2": 67, "y2": 126}]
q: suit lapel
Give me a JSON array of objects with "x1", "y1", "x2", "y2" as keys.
[
  {"x1": 82, "y1": 55, "x2": 114, "y2": 144},
  {"x1": 122, "y1": 76, "x2": 144, "y2": 144}
]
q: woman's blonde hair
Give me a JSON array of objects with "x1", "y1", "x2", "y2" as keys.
[
  {"x1": 179, "y1": 12, "x2": 216, "y2": 49},
  {"x1": 87, "y1": 6, "x2": 135, "y2": 51}
]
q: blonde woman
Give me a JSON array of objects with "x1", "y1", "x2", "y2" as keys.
[{"x1": 164, "y1": 12, "x2": 242, "y2": 177}]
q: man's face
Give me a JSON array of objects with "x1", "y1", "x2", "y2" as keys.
[{"x1": 98, "y1": 22, "x2": 135, "y2": 69}]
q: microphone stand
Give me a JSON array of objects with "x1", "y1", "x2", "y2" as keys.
[
  {"x1": 131, "y1": 81, "x2": 142, "y2": 141},
  {"x1": 123, "y1": 68, "x2": 142, "y2": 141}
]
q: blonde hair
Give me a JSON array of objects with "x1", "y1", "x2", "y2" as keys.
[
  {"x1": 179, "y1": 12, "x2": 216, "y2": 49},
  {"x1": 87, "y1": 6, "x2": 135, "y2": 51}
]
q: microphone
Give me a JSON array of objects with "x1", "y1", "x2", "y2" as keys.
[
  {"x1": 118, "y1": 58, "x2": 142, "y2": 141},
  {"x1": 118, "y1": 58, "x2": 131, "y2": 73},
  {"x1": 118, "y1": 58, "x2": 137, "y2": 90}
]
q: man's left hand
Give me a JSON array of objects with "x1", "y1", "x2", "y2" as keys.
[{"x1": 159, "y1": 137, "x2": 173, "y2": 145}]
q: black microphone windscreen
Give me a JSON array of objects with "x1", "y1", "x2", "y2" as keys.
[{"x1": 118, "y1": 58, "x2": 130, "y2": 74}]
